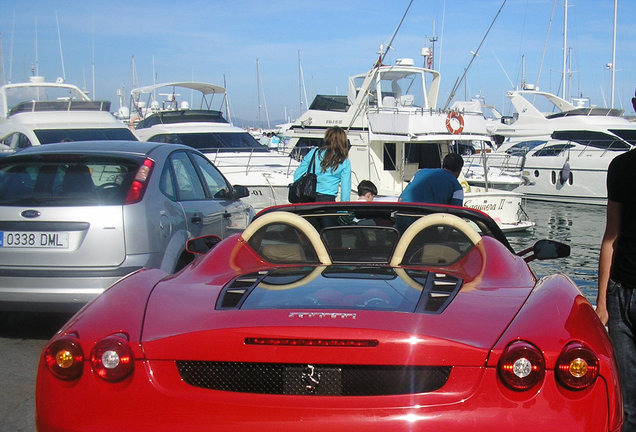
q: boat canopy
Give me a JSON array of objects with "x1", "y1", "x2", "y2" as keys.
[{"x1": 131, "y1": 82, "x2": 226, "y2": 97}]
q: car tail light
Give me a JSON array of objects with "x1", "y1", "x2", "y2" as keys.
[
  {"x1": 125, "y1": 158, "x2": 154, "y2": 204},
  {"x1": 498, "y1": 340, "x2": 545, "y2": 391},
  {"x1": 556, "y1": 341, "x2": 599, "y2": 390},
  {"x1": 90, "y1": 334, "x2": 134, "y2": 382},
  {"x1": 44, "y1": 335, "x2": 84, "y2": 380}
]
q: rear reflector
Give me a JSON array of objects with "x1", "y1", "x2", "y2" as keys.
[{"x1": 245, "y1": 337, "x2": 378, "y2": 347}]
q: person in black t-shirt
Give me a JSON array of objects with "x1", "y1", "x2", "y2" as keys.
[{"x1": 597, "y1": 94, "x2": 636, "y2": 431}]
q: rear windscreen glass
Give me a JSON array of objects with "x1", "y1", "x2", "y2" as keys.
[{"x1": 0, "y1": 157, "x2": 140, "y2": 206}]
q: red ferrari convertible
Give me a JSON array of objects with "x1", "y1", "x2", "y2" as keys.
[{"x1": 36, "y1": 202, "x2": 623, "y2": 431}]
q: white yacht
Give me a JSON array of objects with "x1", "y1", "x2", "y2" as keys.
[
  {"x1": 490, "y1": 89, "x2": 636, "y2": 205},
  {"x1": 0, "y1": 76, "x2": 137, "y2": 152},
  {"x1": 129, "y1": 82, "x2": 300, "y2": 212},
  {"x1": 284, "y1": 57, "x2": 534, "y2": 232}
]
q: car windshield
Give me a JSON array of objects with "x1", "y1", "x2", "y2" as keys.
[
  {"x1": 0, "y1": 156, "x2": 140, "y2": 206},
  {"x1": 34, "y1": 128, "x2": 138, "y2": 144},
  {"x1": 220, "y1": 266, "x2": 462, "y2": 314}
]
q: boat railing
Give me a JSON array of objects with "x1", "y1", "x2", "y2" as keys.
[
  {"x1": 199, "y1": 146, "x2": 297, "y2": 176},
  {"x1": 8, "y1": 100, "x2": 112, "y2": 117},
  {"x1": 463, "y1": 152, "x2": 526, "y2": 177}
]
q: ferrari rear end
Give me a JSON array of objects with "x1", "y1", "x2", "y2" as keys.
[{"x1": 35, "y1": 204, "x2": 623, "y2": 431}]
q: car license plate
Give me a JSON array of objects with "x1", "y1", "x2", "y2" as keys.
[{"x1": 0, "y1": 231, "x2": 69, "y2": 248}]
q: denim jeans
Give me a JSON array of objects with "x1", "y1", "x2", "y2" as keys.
[{"x1": 607, "y1": 279, "x2": 636, "y2": 432}]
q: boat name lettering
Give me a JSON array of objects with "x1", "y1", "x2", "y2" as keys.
[
  {"x1": 288, "y1": 312, "x2": 356, "y2": 320},
  {"x1": 325, "y1": 119, "x2": 343, "y2": 125},
  {"x1": 463, "y1": 199, "x2": 507, "y2": 212}
]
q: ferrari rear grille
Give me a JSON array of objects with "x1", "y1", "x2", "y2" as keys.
[{"x1": 176, "y1": 361, "x2": 451, "y2": 395}]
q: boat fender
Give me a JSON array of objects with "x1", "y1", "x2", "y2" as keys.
[
  {"x1": 446, "y1": 111, "x2": 464, "y2": 135},
  {"x1": 559, "y1": 161, "x2": 570, "y2": 184}
]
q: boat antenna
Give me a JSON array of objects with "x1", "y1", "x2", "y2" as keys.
[
  {"x1": 0, "y1": 33, "x2": 5, "y2": 85},
  {"x1": 374, "y1": 0, "x2": 414, "y2": 68},
  {"x1": 8, "y1": 10, "x2": 14, "y2": 83},
  {"x1": 443, "y1": 0, "x2": 507, "y2": 109}
]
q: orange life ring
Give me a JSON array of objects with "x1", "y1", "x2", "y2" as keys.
[{"x1": 445, "y1": 111, "x2": 464, "y2": 135}]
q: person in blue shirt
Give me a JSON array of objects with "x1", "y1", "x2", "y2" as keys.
[
  {"x1": 294, "y1": 126, "x2": 351, "y2": 201},
  {"x1": 399, "y1": 153, "x2": 464, "y2": 206}
]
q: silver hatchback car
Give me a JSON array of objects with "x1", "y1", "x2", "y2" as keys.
[{"x1": 0, "y1": 140, "x2": 254, "y2": 312}]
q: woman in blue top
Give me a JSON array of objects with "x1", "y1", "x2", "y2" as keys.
[{"x1": 294, "y1": 126, "x2": 351, "y2": 201}]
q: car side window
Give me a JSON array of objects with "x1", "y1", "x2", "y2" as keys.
[
  {"x1": 169, "y1": 151, "x2": 206, "y2": 201},
  {"x1": 159, "y1": 163, "x2": 177, "y2": 200},
  {"x1": 190, "y1": 152, "x2": 231, "y2": 199}
]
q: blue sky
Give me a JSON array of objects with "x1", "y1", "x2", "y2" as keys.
[{"x1": 1, "y1": 0, "x2": 634, "y2": 127}]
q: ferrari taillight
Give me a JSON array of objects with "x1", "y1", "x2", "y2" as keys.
[
  {"x1": 90, "y1": 334, "x2": 134, "y2": 382},
  {"x1": 555, "y1": 341, "x2": 599, "y2": 390},
  {"x1": 44, "y1": 335, "x2": 84, "y2": 380},
  {"x1": 125, "y1": 158, "x2": 154, "y2": 204},
  {"x1": 498, "y1": 340, "x2": 545, "y2": 391}
]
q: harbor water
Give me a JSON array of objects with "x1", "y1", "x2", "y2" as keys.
[{"x1": 505, "y1": 199, "x2": 606, "y2": 305}]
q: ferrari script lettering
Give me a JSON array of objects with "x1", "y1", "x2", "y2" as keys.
[{"x1": 288, "y1": 312, "x2": 356, "y2": 320}]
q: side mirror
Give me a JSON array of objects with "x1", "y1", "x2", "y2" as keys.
[
  {"x1": 517, "y1": 239, "x2": 570, "y2": 262},
  {"x1": 232, "y1": 185, "x2": 250, "y2": 199},
  {"x1": 186, "y1": 235, "x2": 222, "y2": 256}
]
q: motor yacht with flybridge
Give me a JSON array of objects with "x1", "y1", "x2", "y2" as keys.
[
  {"x1": 0, "y1": 76, "x2": 137, "y2": 153},
  {"x1": 489, "y1": 88, "x2": 636, "y2": 205},
  {"x1": 130, "y1": 82, "x2": 300, "y2": 212},
  {"x1": 284, "y1": 54, "x2": 533, "y2": 232}
]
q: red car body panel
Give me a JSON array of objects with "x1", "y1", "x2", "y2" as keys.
[{"x1": 35, "y1": 204, "x2": 623, "y2": 431}]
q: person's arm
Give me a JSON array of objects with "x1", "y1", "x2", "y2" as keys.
[
  {"x1": 596, "y1": 199, "x2": 620, "y2": 325},
  {"x1": 293, "y1": 148, "x2": 314, "y2": 181},
  {"x1": 339, "y1": 160, "x2": 352, "y2": 201}
]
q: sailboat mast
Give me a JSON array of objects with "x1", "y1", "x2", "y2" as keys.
[
  {"x1": 256, "y1": 58, "x2": 262, "y2": 128},
  {"x1": 562, "y1": 0, "x2": 567, "y2": 100},
  {"x1": 610, "y1": 0, "x2": 617, "y2": 108},
  {"x1": 55, "y1": 11, "x2": 66, "y2": 82}
]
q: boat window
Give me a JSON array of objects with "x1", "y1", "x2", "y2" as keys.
[
  {"x1": 608, "y1": 129, "x2": 636, "y2": 147},
  {"x1": 2, "y1": 132, "x2": 33, "y2": 150},
  {"x1": 551, "y1": 130, "x2": 631, "y2": 151},
  {"x1": 34, "y1": 128, "x2": 138, "y2": 144},
  {"x1": 531, "y1": 143, "x2": 575, "y2": 157},
  {"x1": 384, "y1": 143, "x2": 396, "y2": 171},
  {"x1": 504, "y1": 140, "x2": 545, "y2": 156},
  {"x1": 308, "y1": 95, "x2": 349, "y2": 112},
  {"x1": 148, "y1": 132, "x2": 268, "y2": 153}
]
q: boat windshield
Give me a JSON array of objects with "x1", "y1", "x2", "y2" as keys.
[
  {"x1": 148, "y1": 132, "x2": 269, "y2": 153},
  {"x1": 377, "y1": 70, "x2": 426, "y2": 108},
  {"x1": 552, "y1": 130, "x2": 631, "y2": 151},
  {"x1": 34, "y1": 128, "x2": 138, "y2": 145},
  {"x1": 5, "y1": 85, "x2": 89, "y2": 112}
]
